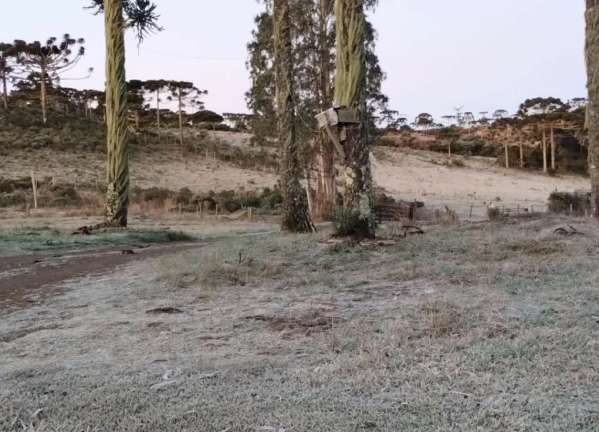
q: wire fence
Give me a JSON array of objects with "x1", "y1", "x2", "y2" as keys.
[{"x1": 376, "y1": 201, "x2": 551, "y2": 224}]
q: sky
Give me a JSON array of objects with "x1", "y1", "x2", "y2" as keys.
[{"x1": 2, "y1": 1, "x2": 587, "y2": 121}]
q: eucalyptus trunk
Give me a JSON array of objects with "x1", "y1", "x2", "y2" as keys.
[
  {"x1": 274, "y1": 0, "x2": 314, "y2": 233},
  {"x1": 313, "y1": 0, "x2": 336, "y2": 222},
  {"x1": 104, "y1": 0, "x2": 129, "y2": 227},
  {"x1": 587, "y1": 0, "x2": 599, "y2": 217},
  {"x1": 334, "y1": 0, "x2": 375, "y2": 237}
]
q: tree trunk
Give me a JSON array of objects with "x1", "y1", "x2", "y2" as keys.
[
  {"x1": 104, "y1": 0, "x2": 129, "y2": 227},
  {"x1": 40, "y1": 60, "x2": 48, "y2": 124},
  {"x1": 178, "y1": 86, "x2": 184, "y2": 147},
  {"x1": 550, "y1": 126, "x2": 556, "y2": 171},
  {"x1": 312, "y1": 0, "x2": 336, "y2": 222},
  {"x1": 1, "y1": 71, "x2": 7, "y2": 110},
  {"x1": 542, "y1": 125, "x2": 548, "y2": 173},
  {"x1": 314, "y1": 132, "x2": 336, "y2": 220},
  {"x1": 587, "y1": 0, "x2": 599, "y2": 217},
  {"x1": 334, "y1": 0, "x2": 375, "y2": 238},
  {"x1": 274, "y1": 0, "x2": 314, "y2": 233},
  {"x1": 156, "y1": 88, "x2": 161, "y2": 143}
]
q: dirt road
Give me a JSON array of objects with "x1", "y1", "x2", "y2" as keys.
[{"x1": 0, "y1": 241, "x2": 202, "y2": 311}]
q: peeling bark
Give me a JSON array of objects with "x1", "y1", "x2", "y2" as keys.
[
  {"x1": 586, "y1": 0, "x2": 599, "y2": 217},
  {"x1": 274, "y1": 0, "x2": 314, "y2": 233}
]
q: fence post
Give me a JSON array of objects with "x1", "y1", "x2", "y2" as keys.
[{"x1": 30, "y1": 170, "x2": 38, "y2": 210}]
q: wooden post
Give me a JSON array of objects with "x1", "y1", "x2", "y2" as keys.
[
  {"x1": 448, "y1": 140, "x2": 452, "y2": 159},
  {"x1": 542, "y1": 126, "x2": 548, "y2": 173},
  {"x1": 30, "y1": 170, "x2": 38, "y2": 209},
  {"x1": 504, "y1": 142, "x2": 509, "y2": 169},
  {"x1": 519, "y1": 142, "x2": 524, "y2": 169},
  {"x1": 550, "y1": 125, "x2": 556, "y2": 171}
]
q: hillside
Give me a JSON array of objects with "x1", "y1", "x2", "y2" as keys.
[{"x1": 0, "y1": 108, "x2": 590, "y2": 218}]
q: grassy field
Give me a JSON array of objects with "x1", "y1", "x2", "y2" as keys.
[
  {"x1": 1, "y1": 215, "x2": 598, "y2": 431},
  {"x1": 0, "y1": 226, "x2": 194, "y2": 257}
]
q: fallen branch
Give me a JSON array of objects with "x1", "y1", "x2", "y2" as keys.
[{"x1": 553, "y1": 225, "x2": 585, "y2": 237}]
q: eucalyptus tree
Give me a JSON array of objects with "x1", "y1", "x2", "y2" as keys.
[
  {"x1": 273, "y1": 0, "x2": 313, "y2": 232},
  {"x1": 88, "y1": 0, "x2": 160, "y2": 227},
  {"x1": 13, "y1": 35, "x2": 86, "y2": 123},
  {"x1": 246, "y1": 0, "x2": 386, "y2": 221},
  {"x1": 334, "y1": 0, "x2": 376, "y2": 238},
  {"x1": 586, "y1": 0, "x2": 599, "y2": 217}
]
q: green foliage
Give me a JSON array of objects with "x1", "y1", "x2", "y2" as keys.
[
  {"x1": 0, "y1": 226, "x2": 193, "y2": 257},
  {"x1": 191, "y1": 110, "x2": 223, "y2": 124},
  {"x1": 517, "y1": 97, "x2": 569, "y2": 118},
  {"x1": 548, "y1": 191, "x2": 591, "y2": 216},
  {"x1": 246, "y1": 0, "x2": 388, "y2": 148},
  {"x1": 487, "y1": 207, "x2": 503, "y2": 221},
  {"x1": 332, "y1": 207, "x2": 371, "y2": 238}
]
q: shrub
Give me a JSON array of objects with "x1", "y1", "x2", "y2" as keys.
[
  {"x1": 176, "y1": 187, "x2": 194, "y2": 206},
  {"x1": 487, "y1": 206, "x2": 503, "y2": 221},
  {"x1": 332, "y1": 207, "x2": 371, "y2": 238},
  {"x1": 548, "y1": 191, "x2": 591, "y2": 216},
  {"x1": 48, "y1": 185, "x2": 81, "y2": 208}
]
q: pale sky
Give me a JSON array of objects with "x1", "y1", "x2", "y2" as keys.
[{"x1": 2, "y1": 1, "x2": 587, "y2": 121}]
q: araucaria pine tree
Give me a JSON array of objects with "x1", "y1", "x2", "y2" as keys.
[
  {"x1": 0, "y1": 43, "x2": 19, "y2": 110},
  {"x1": 13, "y1": 35, "x2": 86, "y2": 123},
  {"x1": 274, "y1": 0, "x2": 314, "y2": 232},
  {"x1": 335, "y1": 0, "x2": 376, "y2": 238},
  {"x1": 586, "y1": 0, "x2": 599, "y2": 218},
  {"x1": 166, "y1": 81, "x2": 206, "y2": 147},
  {"x1": 89, "y1": 0, "x2": 160, "y2": 227}
]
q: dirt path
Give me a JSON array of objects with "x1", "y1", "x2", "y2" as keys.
[{"x1": 0, "y1": 241, "x2": 203, "y2": 311}]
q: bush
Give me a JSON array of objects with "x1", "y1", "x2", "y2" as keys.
[
  {"x1": 176, "y1": 187, "x2": 194, "y2": 206},
  {"x1": 133, "y1": 187, "x2": 172, "y2": 206},
  {"x1": 487, "y1": 206, "x2": 503, "y2": 221},
  {"x1": 0, "y1": 191, "x2": 28, "y2": 208},
  {"x1": 332, "y1": 207, "x2": 371, "y2": 238},
  {"x1": 548, "y1": 191, "x2": 591, "y2": 216},
  {"x1": 48, "y1": 185, "x2": 81, "y2": 207}
]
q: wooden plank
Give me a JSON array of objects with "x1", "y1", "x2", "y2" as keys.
[
  {"x1": 323, "y1": 124, "x2": 346, "y2": 160},
  {"x1": 336, "y1": 108, "x2": 360, "y2": 124},
  {"x1": 316, "y1": 108, "x2": 339, "y2": 128}
]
